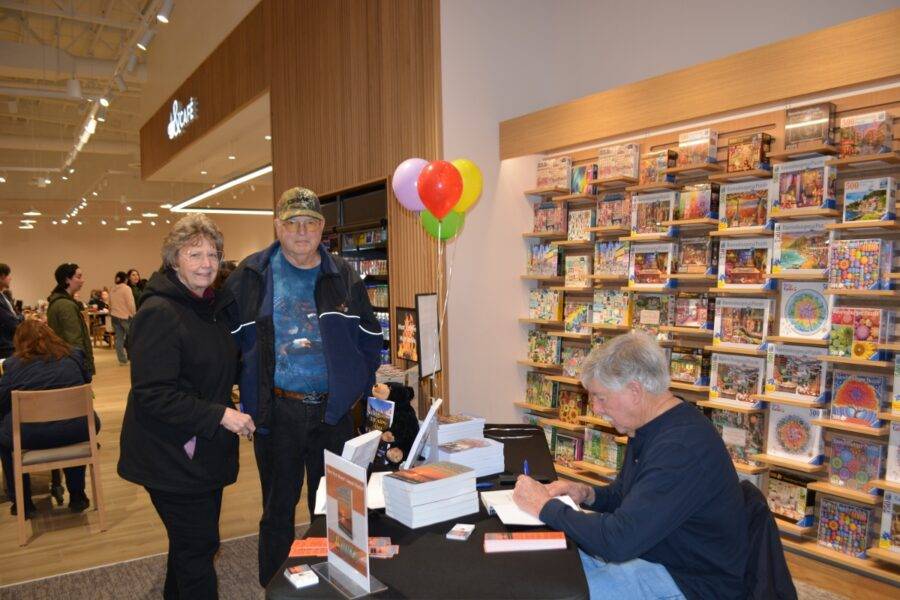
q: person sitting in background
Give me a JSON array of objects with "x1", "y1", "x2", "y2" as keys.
[
  {"x1": 109, "y1": 272, "x2": 136, "y2": 366},
  {"x1": 0, "y1": 263, "x2": 23, "y2": 360},
  {"x1": 513, "y1": 331, "x2": 749, "y2": 600},
  {"x1": 0, "y1": 320, "x2": 99, "y2": 517},
  {"x1": 47, "y1": 263, "x2": 94, "y2": 376}
]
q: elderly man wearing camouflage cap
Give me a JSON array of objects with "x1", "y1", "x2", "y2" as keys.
[{"x1": 226, "y1": 187, "x2": 383, "y2": 586}]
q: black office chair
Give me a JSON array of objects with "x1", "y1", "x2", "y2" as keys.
[{"x1": 741, "y1": 480, "x2": 798, "y2": 600}]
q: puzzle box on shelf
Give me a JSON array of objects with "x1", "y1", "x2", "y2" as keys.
[
  {"x1": 784, "y1": 102, "x2": 835, "y2": 150},
  {"x1": 817, "y1": 497, "x2": 876, "y2": 558},
  {"x1": 839, "y1": 111, "x2": 894, "y2": 158},
  {"x1": 526, "y1": 243, "x2": 561, "y2": 277},
  {"x1": 709, "y1": 408, "x2": 765, "y2": 466},
  {"x1": 713, "y1": 298, "x2": 772, "y2": 351},
  {"x1": 536, "y1": 156, "x2": 572, "y2": 190},
  {"x1": 674, "y1": 238, "x2": 718, "y2": 276},
  {"x1": 638, "y1": 149, "x2": 677, "y2": 185},
  {"x1": 670, "y1": 346, "x2": 710, "y2": 386},
  {"x1": 563, "y1": 300, "x2": 592, "y2": 334},
  {"x1": 878, "y1": 491, "x2": 900, "y2": 554},
  {"x1": 525, "y1": 372, "x2": 558, "y2": 409},
  {"x1": 825, "y1": 432, "x2": 885, "y2": 492},
  {"x1": 830, "y1": 370, "x2": 889, "y2": 428},
  {"x1": 674, "y1": 293, "x2": 715, "y2": 330},
  {"x1": 727, "y1": 132, "x2": 773, "y2": 173},
  {"x1": 718, "y1": 180, "x2": 774, "y2": 231},
  {"x1": 594, "y1": 240, "x2": 630, "y2": 277},
  {"x1": 766, "y1": 401, "x2": 826, "y2": 464},
  {"x1": 772, "y1": 219, "x2": 833, "y2": 276},
  {"x1": 677, "y1": 129, "x2": 717, "y2": 167},
  {"x1": 567, "y1": 208, "x2": 595, "y2": 242},
  {"x1": 709, "y1": 353, "x2": 766, "y2": 407},
  {"x1": 628, "y1": 243, "x2": 674, "y2": 288},
  {"x1": 597, "y1": 144, "x2": 640, "y2": 180},
  {"x1": 674, "y1": 183, "x2": 719, "y2": 221},
  {"x1": 596, "y1": 192, "x2": 631, "y2": 228},
  {"x1": 527, "y1": 330, "x2": 561, "y2": 365},
  {"x1": 561, "y1": 346, "x2": 589, "y2": 379},
  {"x1": 631, "y1": 293, "x2": 673, "y2": 341},
  {"x1": 778, "y1": 281, "x2": 831, "y2": 340},
  {"x1": 842, "y1": 177, "x2": 896, "y2": 223},
  {"x1": 564, "y1": 254, "x2": 592, "y2": 288},
  {"x1": 828, "y1": 238, "x2": 894, "y2": 291},
  {"x1": 570, "y1": 164, "x2": 594, "y2": 195},
  {"x1": 772, "y1": 157, "x2": 836, "y2": 215},
  {"x1": 528, "y1": 289, "x2": 562, "y2": 321},
  {"x1": 767, "y1": 470, "x2": 817, "y2": 526},
  {"x1": 631, "y1": 192, "x2": 676, "y2": 236},
  {"x1": 717, "y1": 238, "x2": 773, "y2": 289},
  {"x1": 557, "y1": 389, "x2": 587, "y2": 425},
  {"x1": 887, "y1": 421, "x2": 900, "y2": 483},
  {"x1": 554, "y1": 433, "x2": 584, "y2": 468},
  {"x1": 765, "y1": 344, "x2": 830, "y2": 405},
  {"x1": 583, "y1": 429, "x2": 626, "y2": 472},
  {"x1": 592, "y1": 289, "x2": 630, "y2": 326},
  {"x1": 533, "y1": 201, "x2": 567, "y2": 233},
  {"x1": 828, "y1": 307, "x2": 892, "y2": 361}
]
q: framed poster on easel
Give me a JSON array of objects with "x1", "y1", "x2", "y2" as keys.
[{"x1": 415, "y1": 293, "x2": 442, "y2": 379}]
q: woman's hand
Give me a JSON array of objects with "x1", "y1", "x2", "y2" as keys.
[{"x1": 220, "y1": 407, "x2": 255, "y2": 437}]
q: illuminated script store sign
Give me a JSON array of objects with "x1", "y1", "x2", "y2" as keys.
[{"x1": 167, "y1": 97, "x2": 198, "y2": 140}]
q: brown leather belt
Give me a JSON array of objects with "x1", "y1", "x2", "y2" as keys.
[{"x1": 274, "y1": 387, "x2": 327, "y2": 404}]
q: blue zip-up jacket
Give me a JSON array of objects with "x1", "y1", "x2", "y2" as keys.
[{"x1": 225, "y1": 242, "x2": 383, "y2": 429}]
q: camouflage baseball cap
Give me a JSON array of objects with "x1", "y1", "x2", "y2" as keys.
[{"x1": 277, "y1": 187, "x2": 323, "y2": 221}]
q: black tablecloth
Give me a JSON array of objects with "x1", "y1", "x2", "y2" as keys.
[{"x1": 266, "y1": 425, "x2": 588, "y2": 599}]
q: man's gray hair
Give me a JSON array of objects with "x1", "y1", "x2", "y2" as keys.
[
  {"x1": 161, "y1": 213, "x2": 224, "y2": 269},
  {"x1": 580, "y1": 331, "x2": 670, "y2": 395}
]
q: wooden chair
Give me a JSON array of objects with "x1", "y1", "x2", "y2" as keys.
[{"x1": 11, "y1": 384, "x2": 107, "y2": 546}]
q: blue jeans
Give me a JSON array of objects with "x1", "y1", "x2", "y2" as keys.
[
  {"x1": 580, "y1": 550, "x2": 685, "y2": 600},
  {"x1": 112, "y1": 316, "x2": 131, "y2": 364}
]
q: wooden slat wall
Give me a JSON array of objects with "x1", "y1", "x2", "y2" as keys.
[
  {"x1": 499, "y1": 8, "x2": 900, "y2": 159},
  {"x1": 139, "y1": 2, "x2": 271, "y2": 178},
  {"x1": 269, "y1": 0, "x2": 447, "y2": 409}
]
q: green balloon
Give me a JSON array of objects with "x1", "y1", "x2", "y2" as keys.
[{"x1": 420, "y1": 209, "x2": 464, "y2": 240}]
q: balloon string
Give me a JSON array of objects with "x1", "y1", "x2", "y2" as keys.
[{"x1": 430, "y1": 219, "x2": 458, "y2": 406}]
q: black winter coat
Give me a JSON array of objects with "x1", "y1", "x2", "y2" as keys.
[{"x1": 117, "y1": 270, "x2": 240, "y2": 493}]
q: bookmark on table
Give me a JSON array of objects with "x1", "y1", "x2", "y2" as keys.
[{"x1": 446, "y1": 523, "x2": 475, "y2": 541}]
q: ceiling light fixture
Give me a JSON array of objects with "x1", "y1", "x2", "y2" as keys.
[
  {"x1": 101, "y1": 219, "x2": 108, "y2": 225},
  {"x1": 22, "y1": 209, "x2": 41, "y2": 216},
  {"x1": 228, "y1": 155, "x2": 236, "y2": 160},
  {"x1": 21, "y1": 219, "x2": 36, "y2": 224},
  {"x1": 44, "y1": 178, "x2": 52, "y2": 185},
  {"x1": 77, "y1": 221, "x2": 83, "y2": 225},
  {"x1": 52, "y1": 220, "x2": 58, "y2": 225},
  {"x1": 157, "y1": 0, "x2": 174, "y2": 23},
  {"x1": 171, "y1": 165, "x2": 274, "y2": 214},
  {"x1": 61, "y1": 175, "x2": 68, "y2": 181},
  {"x1": 126, "y1": 206, "x2": 133, "y2": 212},
  {"x1": 160, "y1": 203, "x2": 173, "y2": 209},
  {"x1": 264, "y1": 135, "x2": 271, "y2": 141},
  {"x1": 99, "y1": 97, "x2": 110, "y2": 108},
  {"x1": 60, "y1": 219, "x2": 68, "y2": 224},
  {"x1": 126, "y1": 219, "x2": 143, "y2": 225},
  {"x1": 18, "y1": 224, "x2": 33, "y2": 230},
  {"x1": 125, "y1": 54, "x2": 138, "y2": 73},
  {"x1": 200, "y1": 170, "x2": 207, "y2": 175},
  {"x1": 137, "y1": 29, "x2": 156, "y2": 51},
  {"x1": 150, "y1": 221, "x2": 157, "y2": 226},
  {"x1": 96, "y1": 106, "x2": 108, "y2": 122},
  {"x1": 142, "y1": 212, "x2": 158, "y2": 217},
  {"x1": 115, "y1": 227, "x2": 129, "y2": 231},
  {"x1": 92, "y1": 191, "x2": 98, "y2": 196},
  {"x1": 0, "y1": 176, "x2": 6, "y2": 183},
  {"x1": 69, "y1": 168, "x2": 75, "y2": 174}
]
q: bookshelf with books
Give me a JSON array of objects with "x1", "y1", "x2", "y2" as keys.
[{"x1": 514, "y1": 91, "x2": 900, "y2": 583}]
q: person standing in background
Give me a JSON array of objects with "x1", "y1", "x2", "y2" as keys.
[
  {"x1": 47, "y1": 263, "x2": 94, "y2": 376},
  {"x1": 127, "y1": 268, "x2": 144, "y2": 307},
  {"x1": 0, "y1": 263, "x2": 23, "y2": 360},
  {"x1": 109, "y1": 271, "x2": 137, "y2": 365}
]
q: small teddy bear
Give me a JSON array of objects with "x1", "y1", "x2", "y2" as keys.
[{"x1": 368, "y1": 381, "x2": 420, "y2": 470}]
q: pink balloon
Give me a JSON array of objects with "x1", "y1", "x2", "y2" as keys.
[{"x1": 392, "y1": 158, "x2": 427, "y2": 212}]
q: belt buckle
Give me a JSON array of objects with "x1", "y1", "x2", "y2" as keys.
[{"x1": 302, "y1": 393, "x2": 325, "y2": 405}]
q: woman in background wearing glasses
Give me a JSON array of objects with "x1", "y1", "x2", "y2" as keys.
[{"x1": 118, "y1": 213, "x2": 254, "y2": 600}]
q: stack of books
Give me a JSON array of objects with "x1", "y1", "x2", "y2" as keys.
[
  {"x1": 483, "y1": 531, "x2": 567, "y2": 553},
  {"x1": 383, "y1": 462, "x2": 478, "y2": 528},
  {"x1": 437, "y1": 437, "x2": 505, "y2": 477},
  {"x1": 436, "y1": 414, "x2": 486, "y2": 444}
]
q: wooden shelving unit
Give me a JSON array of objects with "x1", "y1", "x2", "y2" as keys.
[
  {"x1": 590, "y1": 274, "x2": 628, "y2": 283},
  {"x1": 555, "y1": 462, "x2": 606, "y2": 485},
  {"x1": 751, "y1": 453, "x2": 825, "y2": 474},
  {"x1": 525, "y1": 186, "x2": 569, "y2": 198},
  {"x1": 518, "y1": 318, "x2": 563, "y2": 326},
  {"x1": 588, "y1": 225, "x2": 630, "y2": 237},
  {"x1": 547, "y1": 330, "x2": 591, "y2": 341},
  {"x1": 776, "y1": 519, "x2": 816, "y2": 538},
  {"x1": 751, "y1": 394, "x2": 825, "y2": 409},
  {"x1": 590, "y1": 323, "x2": 630, "y2": 332},
  {"x1": 817, "y1": 355, "x2": 893, "y2": 370},
  {"x1": 664, "y1": 162, "x2": 723, "y2": 177},
  {"x1": 826, "y1": 220, "x2": 900, "y2": 232},
  {"x1": 807, "y1": 481, "x2": 882, "y2": 506},
  {"x1": 572, "y1": 460, "x2": 618, "y2": 478},
  {"x1": 733, "y1": 461, "x2": 767, "y2": 475},
  {"x1": 866, "y1": 546, "x2": 900, "y2": 569},
  {"x1": 867, "y1": 479, "x2": 900, "y2": 494},
  {"x1": 553, "y1": 193, "x2": 596, "y2": 205},
  {"x1": 625, "y1": 181, "x2": 680, "y2": 193},
  {"x1": 877, "y1": 412, "x2": 900, "y2": 422},
  {"x1": 709, "y1": 225, "x2": 773, "y2": 238},
  {"x1": 586, "y1": 175, "x2": 636, "y2": 190},
  {"x1": 517, "y1": 359, "x2": 563, "y2": 371},
  {"x1": 552, "y1": 239, "x2": 594, "y2": 249},
  {"x1": 768, "y1": 272, "x2": 827, "y2": 281},
  {"x1": 660, "y1": 218, "x2": 718, "y2": 230},
  {"x1": 522, "y1": 231, "x2": 567, "y2": 240},
  {"x1": 659, "y1": 325, "x2": 713, "y2": 337},
  {"x1": 827, "y1": 151, "x2": 900, "y2": 169},
  {"x1": 703, "y1": 344, "x2": 766, "y2": 357},
  {"x1": 708, "y1": 168, "x2": 772, "y2": 183},
  {"x1": 765, "y1": 335, "x2": 828, "y2": 347},
  {"x1": 513, "y1": 402, "x2": 558, "y2": 416},
  {"x1": 669, "y1": 381, "x2": 710, "y2": 393},
  {"x1": 824, "y1": 288, "x2": 900, "y2": 299},
  {"x1": 621, "y1": 284, "x2": 675, "y2": 293},
  {"x1": 781, "y1": 537, "x2": 900, "y2": 585},
  {"x1": 538, "y1": 418, "x2": 585, "y2": 433},
  {"x1": 811, "y1": 419, "x2": 889, "y2": 437},
  {"x1": 548, "y1": 286, "x2": 594, "y2": 294},
  {"x1": 707, "y1": 287, "x2": 777, "y2": 296},
  {"x1": 669, "y1": 273, "x2": 716, "y2": 282},
  {"x1": 618, "y1": 232, "x2": 676, "y2": 243},
  {"x1": 520, "y1": 274, "x2": 565, "y2": 283},
  {"x1": 578, "y1": 415, "x2": 615, "y2": 429},
  {"x1": 770, "y1": 207, "x2": 841, "y2": 220},
  {"x1": 697, "y1": 400, "x2": 765, "y2": 413},
  {"x1": 877, "y1": 342, "x2": 900, "y2": 352},
  {"x1": 767, "y1": 144, "x2": 838, "y2": 161}
]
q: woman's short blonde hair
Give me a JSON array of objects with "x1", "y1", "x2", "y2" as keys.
[{"x1": 161, "y1": 213, "x2": 224, "y2": 269}]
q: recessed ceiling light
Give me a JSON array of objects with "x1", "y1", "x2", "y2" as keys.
[
  {"x1": 61, "y1": 176, "x2": 68, "y2": 181},
  {"x1": 23, "y1": 209, "x2": 41, "y2": 216},
  {"x1": 264, "y1": 135, "x2": 271, "y2": 141},
  {"x1": 60, "y1": 219, "x2": 68, "y2": 224},
  {"x1": 92, "y1": 191, "x2": 98, "y2": 196},
  {"x1": 227, "y1": 155, "x2": 236, "y2": 160},
  {"x1": 52, "y1": 220, "x2": 58, "y2": 225},
  {"x1": 125, "y1": 206, "x2": 132, "y2": 211},
  {"x1": 18, "y1": 224, "x2": 33, "y2": 230},
  {"x1": 21, "y1": 219, "x2": 36, "y2": 224},
  {"x1": 115, "y1": 227, "x2": 129, "y2": 231},
  {"x1": 200, "y1": 170, "x2": 207, "y2": 175},
  {"x1": 99, "y1": 97, "x2": 110, "y2": 107},
  {"x1": 68, "y1": 168, "x2": 75, "y2": 174},
  {"x1": 126, "y1": 219, "x2": 142, "y2": 225},
  {"x1": 150, "y1": 221, "x2": 157, "y2": 226},
  {"x1": 142, "y1": 212, "x2": 158, "y2": 217},
  {"x1": 165, "y1": 219, "x2": 171, "y2": 224},
  {"x1": 157, "y1": 0, "x2": 174, "y2": 23},
  {"x1": 160, "y1": 203, "x2": 173, "y2": 209},
  {"x1": 76, "y1": 220, "x2": 83, "y2": 225},
  {"x1": 100, "y1": 219, "x2": 107, "y2": 225},
  {"x1": 0, "y1": 176, "x2": 7, "y2": 183},
  {"x1": 44, "y1": 178, "x2": 52, "y2": 185}
]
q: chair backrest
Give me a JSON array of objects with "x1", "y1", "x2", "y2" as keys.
[
  {"x1": 740, "y1": 480, "x2": 798, "y2": 600},
  {"x1": 12, "y1": 384, "x2": 93, "y2": 423}
]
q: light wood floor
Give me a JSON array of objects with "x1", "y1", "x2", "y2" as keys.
[{"x1": 0, "y1": 346, "x2": 310, "y2": 586}]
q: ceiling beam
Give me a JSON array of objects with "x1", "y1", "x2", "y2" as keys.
[{"x1": 0, "y1": 1, "x2": 140, "y2": 30}]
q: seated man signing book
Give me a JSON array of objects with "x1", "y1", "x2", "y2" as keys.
[{"x1": 513, "y1": 332, "x2": 748, "y2": 600}]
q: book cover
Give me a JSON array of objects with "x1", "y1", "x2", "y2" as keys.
[
  {"x1": 888, "y1": 421, "x2": 900, "y2": 483},
  {"x1": 594, "y1": 240, "x2": 630, "y2": 276},
  {"x1": 784, "y1": 102, "x2": 835, "y2": 149},
  {"x1": 839, "y1": 111, "x2": 894, "y2": 157},
  {"x1": 766, "y1": 343, "x2": 829, "y2": 403},
  {"x1": 828, "y1": 238, "x2": 893, "y2": 290},
  {"x1": 570, "y1": 164, "x2": 588, "y2": 195},
  {"x1": 583, "y1": 428, "x2": 604, "y2": 466},
  {"x1": 727, "y1": 132, "x2": 773, "y2": 173},
  {"x1": 629, "y1": 243, "x2": 674, "y2": 287},
  {"x1": 717, "y1": 238, "x2": 773, "y2": 288},
  {"x1": 598, "y1": 143, "x2": 640, "y2": 180},
  {"x1": 831, "y1": 370, "x2": 888, "y2": 427},
  {"x1": 766, "y1": 401, "x2": 826, "y2": 463},
  {"x1": 528, "y1": 288, "x2": 562, "y2": 321},
  {"x1": 772, "y1": 219, "x2": 833, "y2": 275},
  {"x1": 674, "y1": 293, "x2": 714, "y2": 329},
  {"x1": 631, "y1": 293, "x2": 673, "y2": 341},
  {"x1": 596, "y1": 192, "x2": 631, "y2": 228},
  {"x1": 670, "y1": 346, "x2": 709, "y2": 385},
  {"x1": 366, "y1": 397, "x2": 395, "y2": 431},
  {"x1": 564, "y1": 254, "x2": 592, "y2": 288},
  {"x1": 843, "y1": 177, "x2": 895, "y2": 223},
  {"x1": 561, "y1": 345, "x2": 589, "y2": 379},
  {"x1": 677, "y1": 129, "x2": 717, "y2": 166},
  {"x1": 631, "y1": 192, "x2": 676, "y2": 235},
  {"x1": 386, "y1": 461, "x2": 474, "y2": 486},
  {"x1": 719, "y1": 180, "x2": 773, "y2": 230},
  {"x1": 563, "y1": 300, "x2": 592, "y2": 334},
  {"x1": 567, "y1": 208, "x2": 595, "y2": 242},
  {"x1": 558, "y1": 390, "x2": 586, "y2": 425},
  {"x1": 825, "y1": 432, "x2": 885, "y2": 491},
  {"x1": 772, "y1": 157, "x2": 836, "y2": 213},
  {"x1": 592, "y1": 289, "x2": 630, "y2": 326},
  {"x1": 767, "y1": 470, "x2": 817, "y2": 525},
  {"x1": 675, "y1": 183, "x2": 719, "y2": 221},
  {"x1": 710, "y1": 408, "x2": 765, "y2": 465},
  {"x1": 828, "y1": 307, "x2": 890, "y2": 360},
  {"x1": 713, "y1": 297, "x2": 771, "y2": 349},
  {"x1": 675, "y1": 237, "x2": 718, "y2": 275},
  {"x1": 817, "y1": 497, "x2": 875, "y2": 557},
  {"x1": 778, "y1": 281, "x2": 830, "y2": 339},
  {"x1": 638, "y1": 149, "x2": 677, "y2": 185},
  {"x1": 709, "y1": 353, "x2": 765, "y2": 405},
  {"x1": 554, "y1": 433, "x2": 584, "y2": 467},
  {"x1": 879, "y1": 491, "x2": 900, "y2": 552},
  {"x1": 528, "y1": 330, "x2": 561, "y2": 365}
]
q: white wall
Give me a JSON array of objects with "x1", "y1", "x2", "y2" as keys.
[{"x1": 441, "y1": 0, "x2": 900, "y2": 421}]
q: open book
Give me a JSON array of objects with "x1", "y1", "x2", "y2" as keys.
[{"x1": 481, "y1": 489, "x2": 580, "y2": 526}]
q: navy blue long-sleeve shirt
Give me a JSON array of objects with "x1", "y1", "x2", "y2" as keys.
[{"x1": 540, "y1": 401, "x2": 748, "y2": 600}]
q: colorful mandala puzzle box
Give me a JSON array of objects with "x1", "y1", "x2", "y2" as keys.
[
  {"x1": 766, "y1": 401, "x2": 826, "y2": 463},
  {"x1": 831, "y1": 370, "x2": 889, "y2": 428},
  {"x1": 828, "y1": 307, "x2": 892, "y2": 360},
  {"x1": 828, "y1": 238, "x2": 894, "y2": 291},
  {"x1": 778, "y1": 281, "x2": 831, "y2": 340},
  {"x1": 826, "y1": 432, "x2": 885, "y2": 491},
  {"x1": 817, "y1": 497, "x2": 876, "y2": 557}
]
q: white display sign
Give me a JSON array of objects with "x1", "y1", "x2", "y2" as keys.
[{"x1": 167, "y1": 97, "x2": 198, "y2": 139}]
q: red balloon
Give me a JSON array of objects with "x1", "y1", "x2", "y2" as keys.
[{"x1": 417, "y1": 160, "x2": 463, "y2": 220}]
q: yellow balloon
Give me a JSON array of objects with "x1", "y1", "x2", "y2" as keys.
[{"x1": 451, "y1": 158, "x2": 483, "y2": 214}]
